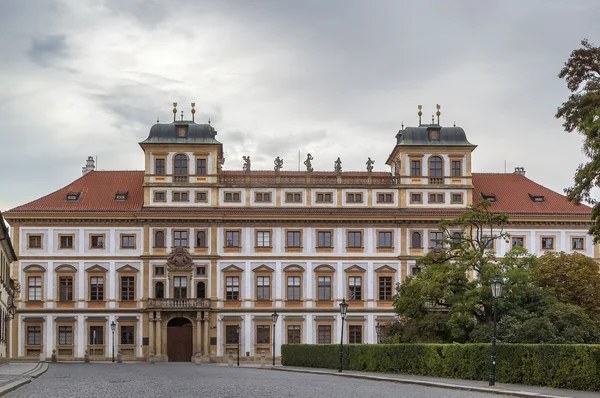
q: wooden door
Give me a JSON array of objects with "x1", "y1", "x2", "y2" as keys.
[{"x1": 167, "y1": 324, "x2": 193, "y2": 362}]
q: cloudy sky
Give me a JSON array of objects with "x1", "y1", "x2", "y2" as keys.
[{"x1": 0, "y1": 0, "x2": 598, "y2": 211}]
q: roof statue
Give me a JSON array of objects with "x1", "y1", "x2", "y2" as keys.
[
  {"x1": 304, "y1": 154, "x2": 314, "y2": 173},
  {"x1": 366, "y1": 157, "x2": 374, "y2": 173},
  {"x1": 217, "y1": 155, "x2": 225, "y2": 174},
  {"x1": 334, "y1": 157, "x2": 342, "y2": 173},
  {"x1": 393, "y1": 159, "x2": 400, "y2": 176},
  {"x1": 243, "y1": 156, "x2": 251, "y2": 173},
  {"x1": 274, "y1": 156, "x2": 283, "y2": 172}
]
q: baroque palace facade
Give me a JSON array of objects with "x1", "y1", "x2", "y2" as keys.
[
  {"x1": 3, "y1": 105, "x2": 595, "y2": 362},
  {"x1": 0, "y1": 212, "x2": 17, "y2": 361}
]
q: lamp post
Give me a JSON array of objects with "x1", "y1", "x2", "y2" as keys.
[
  {"x1": 375, "y1": 323, "x2": 382, "y2": 344},
  {"x1": 271, "y1": 312, "x2": 279, "y2": 366},
  {"x1": 338, "y1": 298, "x2": 348, "y2": 373},
  {"x1": 489, "y1": 274, "x2": 504, "y2": 387},
  {"x1": 110, "y1": 321, "x2": 116, "y2": 363},
  {"x1": 236, "y1": 325, "x2": 240, "y2": 366}
]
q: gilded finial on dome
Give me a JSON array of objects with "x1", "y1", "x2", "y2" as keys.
[
  {"x1": 191, "y1": 103, "x2": 196, "y2": 122},
  {"x1": 172, "y1": 102, "x2": 177, "y2": 122},
  {"x1": 436, "y1": 104, "x2": 441, "y2": 124},
  {"x1": 417, "y1": 105, "x2": 422, "y2": 125}
]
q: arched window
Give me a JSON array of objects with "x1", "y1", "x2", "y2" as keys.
[
  {"x1": 173, "y1": 154, "x2": 188, "y2": 175},
  {"x1": 154, "y1": 231, "x2": 165, "y2": 248},
  {"x1": 196, "y1": 282, "x2": 206, "y2": 299},
  {"x1": 429, "y1": 156, "x2": 443, "y2": 177},
  {"x1": 411, "y1": 232, "x2": 422, "y2": 249},
  {"x1": 196, "y1": 231, "x2": 206, "y2": 248},
  {"x1": 155, "y1": 282, "x2": 164, "y2": 299},
  {"x1": 452, "y1": 232, "x2": 462, "y2": 245}
]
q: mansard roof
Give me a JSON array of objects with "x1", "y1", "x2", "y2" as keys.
[
  {"x1": 395, "y1": 124, "x2": 475, "y2": 146},
  {"x1": 140, "y1": 120, "x2": 221, "y2": 145}
]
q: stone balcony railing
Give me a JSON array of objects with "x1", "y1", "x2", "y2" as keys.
[
  {"x1": 147, "y1": 298, "x2": 210, "y2": 310},
  {"x1": 428, "y1": 177, "x2": 444, "y2": 185}
]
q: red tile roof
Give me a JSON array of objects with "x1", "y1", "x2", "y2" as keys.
[
  {"x1": 5, "y1": 170, "x2": 592, "y2": 218},
  {"x1": 472, "y1": 173, "x2": 591, "y2": 216}
]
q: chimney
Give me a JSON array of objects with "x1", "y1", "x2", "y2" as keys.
[
  {"x1": 514, "y1": 167, "x2": 525, "y2": 176},
  {"x1": 82, "y1": 156, "x2": 95, "y2": 175}
]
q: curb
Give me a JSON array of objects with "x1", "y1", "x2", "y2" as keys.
[
  {"x1": 270, "y1": 368, "x2": 570, "y2": 398},
  {"x1": 0, "y1": 363, "x2": 49, "y2": 397}
]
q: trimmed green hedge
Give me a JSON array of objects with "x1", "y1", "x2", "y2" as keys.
[{"x1": 281, "y1": 344, "x2": 600, "y2": 391}]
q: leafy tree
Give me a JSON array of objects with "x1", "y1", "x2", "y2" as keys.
[{"x1": 556, "y1": 39, "x2": 600, "y2": 241}]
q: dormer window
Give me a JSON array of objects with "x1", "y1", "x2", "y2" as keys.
[
  {"x1": 429, "y1": 129, "x2": 440, "y2": 141},
  {"x1": 115, "y1": 191, "x2": 128, "y2": 201},
  {"x1": 177, "y1": 126, "x2": 187, "y2": 138},
  {"x1": 66, "y1": 191, "x2": 81, "y2": 201},
  {"x1": 481, "y1": 193, "x2": 496, "y2": 202},
  {"x1": 529, "y1": 193, "x2": 545, "y2": 203}
]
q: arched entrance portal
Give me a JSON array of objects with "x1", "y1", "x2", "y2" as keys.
[{"x1": 167, "y1": 318, "x2": 193, "y2": 362}]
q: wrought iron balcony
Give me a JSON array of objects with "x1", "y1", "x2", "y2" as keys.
[{"x1": 147, "y1": 298, "x2": 210, "y2": 310}]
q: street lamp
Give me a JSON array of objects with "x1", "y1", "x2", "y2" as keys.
[
  {"x1": 338, "y1": 298, "x2": 348, "y2": 373},
  {"x1": 271, "y1": 312, "x2": 279, "y2": 366},
  {"x1": 236, "y1": 325, "x2": 240, "y2": 366},
  {"x1": 110, "y1": 321, "x2": 116, "y2": 363},
  {"x1": 375, "y1": 323, "x2": 382, "y2": 344},
  {"x1": 489, "y1": 274, "x2": 504, "y2": 387}
]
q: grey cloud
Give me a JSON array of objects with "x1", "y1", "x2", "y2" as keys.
[{"x1": 28, "y1": 35, "x2": 69, "y2": 67}]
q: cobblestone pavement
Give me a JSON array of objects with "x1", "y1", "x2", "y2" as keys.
[
  {"x1": 5, "y1": 363, "x2": 508, "y2": 398},
  {"x1": 0, "y1": 363, "x2": 44, "y2": 387}
]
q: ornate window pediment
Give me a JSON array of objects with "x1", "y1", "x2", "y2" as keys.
[
  {"x1": 221, "y1": 264, "x2": 243, "y2": 273},
  {"x1": 23, "y1": 264, "x2": 45, "y2": 273},
  {"x1": 344, "y1": 265, "x2": 366, "y2": 273},
  {"x1": 375, "y1": 265, "x2": 396, "y2": 273},
  {"x1": 116, "y1": 264, "x2": 139, "y2": 273},
  {"x1": 252, "y1": 264, "x2": 274, "y2": 273},
  {"x1": 86, "y1": 265, "x2": 108, "y2": 273},
  {"x1": 314, "y1": 264, "x2": 335, "y2": 273},
  {"x1": 55, "y1": 264, "x2": 77, "y2": 273},
  {"x1": 283, "y1": 264, "x2": 305, "y2": 273}
]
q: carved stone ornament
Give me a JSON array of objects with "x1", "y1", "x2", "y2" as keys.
[
  {"x1": 334, "y1": 157, "x2": 342, "y2": 173},
  {"x1": 274, "y1": 156, "x2": 283, "y2": 172},
  {"x1": 166, "y1": 247, "x2": 193, "y2": 271},
  {"x1": 304, "y1": 153, "x2": 314, "y2": 173}
]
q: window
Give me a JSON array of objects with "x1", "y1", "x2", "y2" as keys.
[
  {"x1": 154, "y1": 266, "x2": 165, "y2": 276},
  {"x1": 318, "y1": 276, "x2": 331, "y2": 300},
  {"x1": 483, "y1": 236, "x2": 495, "y2": 249},
  {"x1": 225, "y1": 231, "x2": 240, "y2": 247},
  {"x1": 115, "y1": 192, "x2": 128, "y2": 201},
  {"x1": 121, "y1": 235, "x2": 135, "y2": 249},
  {"x1": 412, "y1": 266, "x2": 421, "y2": 276},
  {"x1": 377, "y1": 193, "x2": 393, "y2": 203},
  {"x1": 27, "y1": 326, "x2": 41, "y2": 345},
  {"x1": 173, "y1": 276, "x2": 187, "y2": 298},
  {"x1": 286, "y1": 231, "x2": 301, "y2": 248},
  {"x1": 451, "y1": 160, "x2": 461, "y2": 177},
  {"x1": 196, "y1": 266, "x2": 206, "y2": 276},
  {"x1": 196, "y1": 192, "x2": 207, "y2": 202},
  {"x1": 541, "y1": 237, "x2": 554, "y2": 250},
  {"x1": 59, "y1": 235, "x2": 73, "y2": 249},
  {"x1": 196, "y1": 159, "x2": 207, "y2": 175},
  {"x1": 346, "y1": 193, "x2": 363, "y2": 203},
  {"x1": 90, "y1": 235, "x2": 105, "y2": 249},
  {"x1": 285, "y1": 192, "x2": 302, "y2": 203},
  {"x1": 225, "y1": 325, "x2": 239, "y2": 344},
  {"x1": 59, "y1": 276, "x2": 73, "y2": 301},
  {"x1": 429, "y1": 232, "x2": 443, "y2": 249},
  {"x1": 28, "y1": 276, "x2": 42, "y2": 301},
  {"x1": 255, "y1": 192, "x2": 271, "y2": 202},
  {"x1": 28, "y1": 235, "x2": 42, "y2": 249},
  {"x1": 173, "y1": 154, "x2": 188, "y2": 175},
  {"x1": 317, "y1": 325, "x2": 331, "y2": 344},
  {"x1": 120, "y1": 276, "x2": 135, "y2": 301},
  {"x1": 428, "y1": 193, "x2": 444, "y2": 203},
  {"x1": 529, "y1": 194, "x2": 545, "y2": 203},
  {"x1": 410, "y1": 193, "x2": 422, "y2": 203},
  {"x1": 316, "y1": 193, "x2": 333, "y2": 203},
  {"x1": 225, "y1": 192, "x2": 241, "y2": 202},
  {"x1": 379, "y1": 276, "x2": 393, "y2": 300},
  {"x1": 287, "y1": 325, "x2": 301, "y2": 344},
  {"x1": 89, "y1": 326, "x2": 104, "y2": 345},
  {"x1": 451, "y1": 232, "x2": 462, "y2": 246},
  {"x1": 173, "y1": 191, "x2": 189, "y2": 202},
  {"x1": 177, "y1": 126, "x2": 186, "y2": 137},
  {"x1": 511, "y1": 236, "x2": 524, "y2": 248},
  {"x1": 174, "y1": 230, "x2": 188, "y2": 248},
  {"x1": 90, "y1": 277, "x2": 104, "y2": 301},
  {"x1": 429, "y1": 156, "x2": 443, "y2": 177},
  {"x1": 349, "y1": 276, "x2": 362, "y2": 300},
  {"x1": 378, "y1": 231, "x2": 392, "y2": 248},
  {"x1": 287, "y1": 276, "x2": 301, "y2": 301},
  {"x1": 120, "y1": 326, "x2": 134, "y2": 345},
  {"x1": 58, "y1": 326, "x2": 73, "y2": 345},
  {"x1": 411, "y1": 160, "x2": 421, "y2": 177},
  {"x1": 154, "y1": 192, "x2": 166, "y2": 202},
  {"x1": 257, "y1": 276, "x2": 270, "y2": 300},
  {"x1": 481, "y1": 194, "x2": 497, "y2": 202},
  {"x1": 196, "y1": 231, "x2": 207, "y2": 248},
  {"x1": 411, "y1": 232, "x2": 422, "y2": 248},
  {"x1": 451, "y1": 193, "x2": 463, "y2": 204},
  {"x1": 226, "y1": 276, "x2": 239, "y2": 300},
  {"x1": 155, "y1": 158, "x2": 165, "y2": 175},
  {"x1": 349, "y1": 325, "x2": 362, "y2": 344},
  {"x1": 66, "y1": 191, "x2": 81, "y2": 201},
  {"x1": 347, "y1": 231, "x2": 362, "y2": 248},
  {"x1": 256, "y1": 231, "x2": 271, "y2": 248},
  {"x1": 256, "y1": 325, "x2": 270, "y2": 344},
  {"x1": 154, "y1": 282, "x2": 164, "y2": 299},
  {"x1": 154, "y1": 231, "x2": 165, "y2": 248},
  {"x1": 572, "y1": 237, "x2": 585, "y2": 250},
  {"x1": 196, "y1": 282, "x2": 206, "y2": 299},
  {"x1": 317, "y1": 231, "x2": 332, "y2": 248}
]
